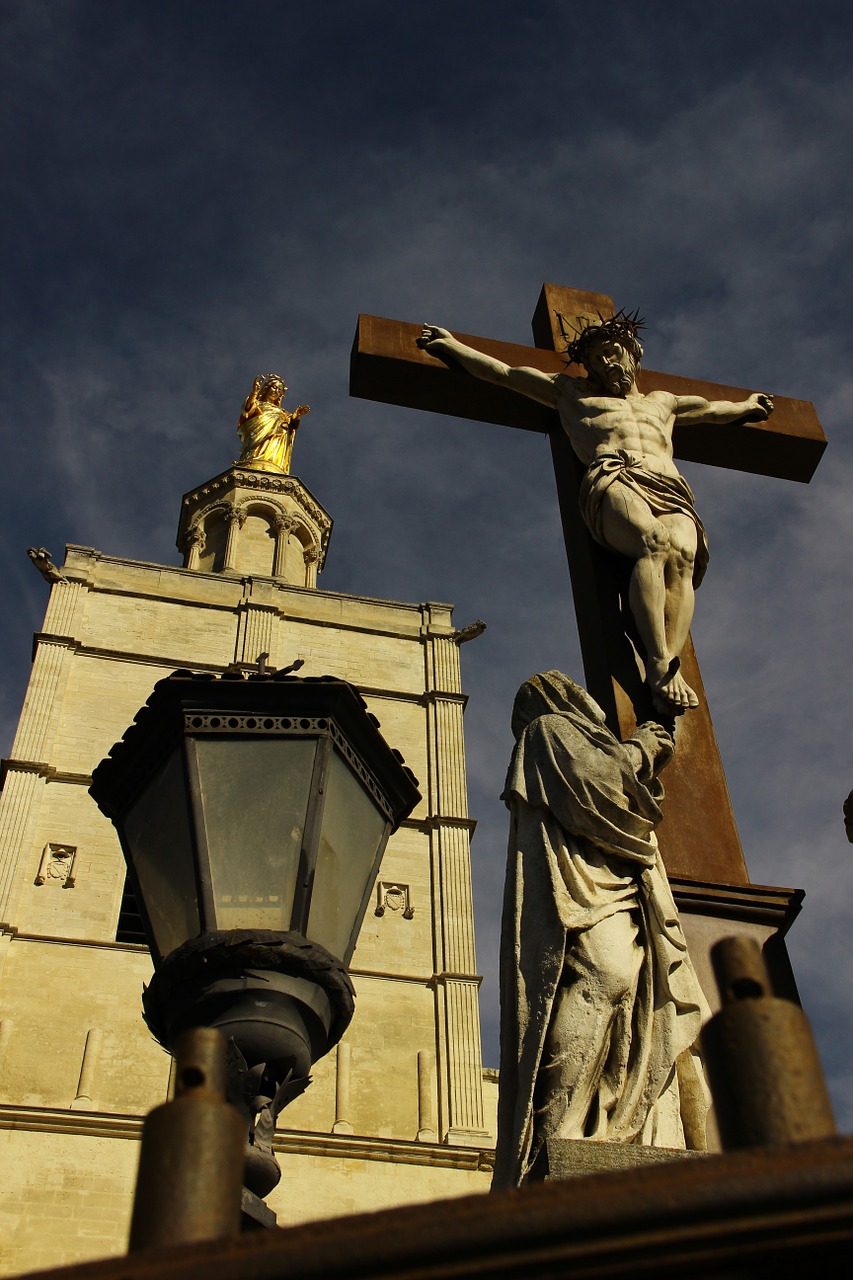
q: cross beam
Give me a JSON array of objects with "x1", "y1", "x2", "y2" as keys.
[
  {"x1": 350, "y1": 284, "x2": 826, "y2": 885},
  {"x1": 351, "y1": 315, "x2": 825, "y2": 484}
]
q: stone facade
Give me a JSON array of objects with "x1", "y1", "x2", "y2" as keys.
[{"x1": 0, "y1": 468, "x2": 495, "y2": 1275}]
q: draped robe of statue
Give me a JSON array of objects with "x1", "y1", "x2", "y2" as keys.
[
  {"x1": 237, "y1": 401, "x2": 299, "y2": 474},
  {"x1": 493, "y1": 672, "x2": 710, "y2": 1189}
]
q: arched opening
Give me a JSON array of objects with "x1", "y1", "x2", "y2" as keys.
[
  {"x1": 197, "y1": 513, "x2": 228, "y2": 573},
  {"x1": 280, "y1": 525, "x2": 309, "y2": 584},
  {"x1": 234, "y1": 510, "x2": 276, "y2": 576}
]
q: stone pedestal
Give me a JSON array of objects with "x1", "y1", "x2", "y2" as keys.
[
  {"x1": 528, "y1": 1137, "x2": 705, "y2": 1182},
  {"x1": 176, "y1": 467, "x2": 332, "y2": 585}
]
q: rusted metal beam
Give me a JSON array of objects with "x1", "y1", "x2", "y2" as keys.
[{"x1": 24, "y1": 1135, "x2": 853, "y2": 1279}]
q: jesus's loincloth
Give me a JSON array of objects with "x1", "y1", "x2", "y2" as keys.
[{"x1": 579, "y1": 451, "x2": 710, "y2": 587}]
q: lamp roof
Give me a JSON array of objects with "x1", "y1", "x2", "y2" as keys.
[{"x1": 90, "y1": 669, "x2": 421, "y2": 829}]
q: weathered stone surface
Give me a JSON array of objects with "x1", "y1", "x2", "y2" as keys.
[
  {"x1": 494, "y1": 672, "x2": 709, "y2": 1190},
  {"x1": 529, "y1": 1135, "x2": 704, "y2": 1182}
]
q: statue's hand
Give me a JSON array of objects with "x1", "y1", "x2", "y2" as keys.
[
  {"x1": 632, "y1": 722, "x2": 676, "y2": 777},
  {"x1": 292, "y1": 404, "x2": 310, "y2": 419},
  {"x1": 417, "y1": 324, "x2": 453, "y2": 351},
  {"x1": 744, "y1": 392, "x2": 774, "y2": 421}
]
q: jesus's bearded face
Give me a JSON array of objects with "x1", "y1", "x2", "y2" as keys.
[{"x1": 585, "y1": 338, "x2": 637, "y2": 398}]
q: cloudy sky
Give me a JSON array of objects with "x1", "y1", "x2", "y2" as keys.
[{"x1": 4, "y1": 1, "x2": 853, "y2": 1126}]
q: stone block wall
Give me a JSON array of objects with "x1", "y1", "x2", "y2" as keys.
[{"x1": 0, "y1": 536, "x2": 493, "y2": 1272}]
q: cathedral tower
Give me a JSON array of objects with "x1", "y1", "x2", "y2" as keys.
[{"x1": 0, "y1": 384, "x2": 494, "y2": 1274}]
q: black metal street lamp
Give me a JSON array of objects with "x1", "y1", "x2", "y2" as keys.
[{"x1": 90, "y1": 668, "x2": 420, "y2": 1207}]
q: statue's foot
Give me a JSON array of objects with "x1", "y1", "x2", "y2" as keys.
[{"x1": 648, "y1": 660, "x2": 699, "y2": 713}]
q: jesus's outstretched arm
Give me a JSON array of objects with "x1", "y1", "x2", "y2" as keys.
[
  {"x1": 418, "y1": 325, "x2": 561, "y2": 409},
  {"x1": 673, "y1": 392, "x2": 774, "y2": 427}
]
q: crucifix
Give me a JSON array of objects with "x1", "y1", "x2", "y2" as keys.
[{"x1": 349, "y1": 283, "x2": 825, "y2": 921}]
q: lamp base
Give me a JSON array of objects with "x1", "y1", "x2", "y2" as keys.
[
  {"x1": 143, "y1": 929, "x2": 355, "y2": 1055},
  {"x1": 143, "y1": 930, "x2": 356, "y2": 1199}
]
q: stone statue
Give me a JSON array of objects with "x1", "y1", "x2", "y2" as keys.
[
  {"x1": 492, "y1": 671, "x2": 710, "y2": 1189},
  {"x1": 236, "y1": 373, "x2": 310, "y2": 474},
  {"x1": 27, "y1": 547, "x2": 65, "y2": 583},
  {"x1": 418, "y1": 316, "x2": 773, "y2": 713}
]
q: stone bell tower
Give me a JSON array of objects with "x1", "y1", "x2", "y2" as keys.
[{"x1": 0, "y1": 374, "x2": 494, "y2": 1276}]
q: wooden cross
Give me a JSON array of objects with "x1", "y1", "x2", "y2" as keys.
[{"x1": 349, "y1": 283, "x2": 825, "y2": 887}]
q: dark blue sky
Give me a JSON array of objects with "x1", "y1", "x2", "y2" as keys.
[{"x1": 4, "y1": 0, "x2": 853, "y2": 1123}]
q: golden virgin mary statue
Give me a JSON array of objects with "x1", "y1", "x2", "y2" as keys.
[{"x1": 236, "y1": 373, "x2": 310, "y2": 474}]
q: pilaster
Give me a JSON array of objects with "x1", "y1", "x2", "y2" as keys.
[
  {"x1": 234, "y1": 595, "x2": 278, "y2": 667},
  {"x1": 420, "y1": 606, "x2": 487, "y2": 1145},
  {"x1": 0, "y1": 770, "x2": 49, "y2": 925},
  {"x1": 0, "y1": 578, "x2": 87, "y2": 925}
]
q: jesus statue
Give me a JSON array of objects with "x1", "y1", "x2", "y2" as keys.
[{"x1": 418, "y1": 314, "x2": 773, "y2": 713}]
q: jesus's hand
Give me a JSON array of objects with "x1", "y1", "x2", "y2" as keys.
[
  {"x1": 743, "y1": 392, "x2": 774, "y2": 421},
  {"x1": 417, "y1": 324, "x2": 453, "y2": 351}
]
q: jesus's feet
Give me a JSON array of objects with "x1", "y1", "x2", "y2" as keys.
[{"x1": 648, "y1": 658, "x2": 699, "y2": 714}]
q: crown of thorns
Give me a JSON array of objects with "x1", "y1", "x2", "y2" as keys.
[{"x1": 559, "y1": 308, "x2": 645, "y2": 369}]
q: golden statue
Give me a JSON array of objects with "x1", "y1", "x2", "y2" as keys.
[{"x1": 236, "y1": 373, "x2": 309, "y2": 474}]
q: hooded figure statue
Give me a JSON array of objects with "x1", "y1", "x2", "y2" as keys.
[{"x1": 492, "y1": 671, "x2": 710, "y2": 1189}]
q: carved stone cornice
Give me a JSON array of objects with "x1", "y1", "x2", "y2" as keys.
[
  {"x1": 419, "y1": 689, "x2": 468, "y2": 708},
  {"x1": 401, "y1": 815, "x2": 478, "y2": 834},
  {"x1": 0, "y1": 758, "x2": 53, "y2": 784},
  {"x1": 0, "y1": 1104, "x2": 495, "y2": 1169},
  {"x1": 31, "y1": 633, "x2": 81, "y2": 653},
  {"x1": 670, "y1": 877, "x2": 804, "y2": 934},
  {"x1": 0, "y1": 758, "x2": 93, "y2": 788},
  {"x1": 428, "y1": 972, "x2": 484, "y2": 990}
]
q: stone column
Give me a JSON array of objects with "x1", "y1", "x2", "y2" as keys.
[
  {"x1": 332, "y1": 1042, "x2": 354, "y2": 1135},
  {"x1": 271, "y1": 515, "x2": 294, "y2": 578},
  {"x1": 221, "y1": 504, "x2": 244, "y2": 572},
  {"x1": 416, "y1": 1050, "x2": 438, "y2": 1142},
  {"x1": 303, "y1": 543, "x2": 320, "y2": 589},
  {"x1": 71, "y1": 1028, "x2": 103, "y2": 1109},
  {"x1": 183, "y1": 524, "x2": 203, "y2": 571}
]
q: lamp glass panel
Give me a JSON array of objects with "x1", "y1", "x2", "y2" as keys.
[
  {"x1": 307, "y1": 749, "x2": 388, "y2": 960},
  {"x1": 194, "y1": 736, "x2": 316, "y2": 930},
  {"x1": 124, "y1": 744, "x2": 199, "y2": 957}
]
